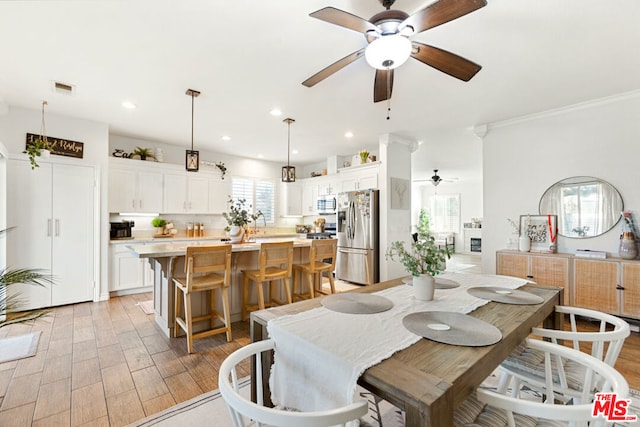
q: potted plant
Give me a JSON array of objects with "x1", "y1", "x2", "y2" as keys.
[
  {"x1": 151, "y1": 217, "x2": 167, "y2": 235},
  {"x1": 386, "y1": 210, "x2": 451, "y2": 300},
  {"x1": 131, "y1": 146, "x2": 156, "y2": 161},
  {"x1": 222, "y1": 197, "x2": 256, "y2": 243},
  {"x1": 358, "y1": 149, "x2": 370, "y2": 164},
  {"x1": 23, "y1": 138, "x2": 53, "y2": 170}
]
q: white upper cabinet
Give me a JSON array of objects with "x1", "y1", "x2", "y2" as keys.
[
  {"x1": 280, "y1": 182, "x2": 303, "y2": 217},
  {"x1": 109, "y1": 168, "x2": 163, "y2": 213},
  {"x1": 302, "y1": 180, "x2": 318, "y2": 216},
  {"x1": 164, "y1": 173, "x2": 210, "y2": 214},
  {"x1": 317, "y1": 178, "x2": 339, "y2": 196},
  {"x1": 339, "y1": 167, "x2": 378, "y2": 192}
]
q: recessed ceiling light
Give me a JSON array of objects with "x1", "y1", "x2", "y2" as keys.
[
  {"x1": 122, "y1": 101, "x2": 136, "y2": 109},
  {"x1": 257, "y1": 154, "x2": 264, "y2": 159},
  {"x1": 345, "y1": 131, "x2": 354, "y2": 138},
  {"x1": 221, "y1": 135, "x2": 231, "y2": 141},
  {"x1": 292, "y1": 149, "x2": 299, "y2": 155},
  {"x1": 270, "y1": 108, "x2": 282, "y2": 116}
]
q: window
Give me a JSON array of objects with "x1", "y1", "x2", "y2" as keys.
[
  {"x1": 428, "y1": 194, "x2": 460, "y2": 233},
  {"x1": 231, "y1": 177, "x2": 275, "y2": 223}
]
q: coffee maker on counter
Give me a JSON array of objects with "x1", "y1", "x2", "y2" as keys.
[{"x1": 110, "y1": 220, "x2": 135, "y2": 239}]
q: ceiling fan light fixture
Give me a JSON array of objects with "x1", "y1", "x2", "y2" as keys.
[{"x1": 365, "y1": 34, "x2": 411, "y2": 70}]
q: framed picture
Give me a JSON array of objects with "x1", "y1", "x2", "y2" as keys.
[
  {"x1": 186, "y1": 150, "x2": 199, "y2": 172},
  {"x1": 520, "y1": 214, "x2": 558, "y2": 253}
]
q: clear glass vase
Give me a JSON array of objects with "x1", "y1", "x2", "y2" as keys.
[{"x1": 619, "y1": 232, "x2": 638, "y2": 259}]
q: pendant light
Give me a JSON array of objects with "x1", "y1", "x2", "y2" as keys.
[
  {"x1": 281, "y1": 117, "x2": 296, "y2": 182},
  {"x1": 185, "y1": 89, "x2": 200, "y2": 172}
]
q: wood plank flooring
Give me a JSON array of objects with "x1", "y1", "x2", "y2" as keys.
[
  {"x1": 0, "y1": 292, "x2": 251, "y2": 427},
  {"x1": 0, "y1": 253, "x2": 638, "y2": 426}
]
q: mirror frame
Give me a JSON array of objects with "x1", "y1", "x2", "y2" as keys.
[{"x1": 538, "y1": 176, "x2": 623, "y2": 239}]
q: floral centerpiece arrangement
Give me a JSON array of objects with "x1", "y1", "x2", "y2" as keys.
[
  {"x1": 222, "y1": 197, "x2": 262, "y2": 242},
  {"x1": 386, "y1": 209, "x2": 451, "y2": 300}
]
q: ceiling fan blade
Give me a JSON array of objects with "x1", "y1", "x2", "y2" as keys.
[
  {"x1": 411, "y1": 42, "x2": 481, "y2": 81},
  {"x1": 400, "y1": 0, "x2": 487, "y2": 34},
  {"x1": 310, "y1": 7, "x2": 378, "y2": 34},
  {"x1": 302, "y1": 48, "x2": 366, "y2": 87},
  {"x1": 373, "y1": 69, "x2": 394, "y2": 103}
]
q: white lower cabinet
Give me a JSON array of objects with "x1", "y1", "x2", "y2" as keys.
[
  {"x1": 110, "y1": 244, "x2": 152, "y2": 293},
  {"x1": 7, "y1": 159, "x2": 95, "y2": 309}
]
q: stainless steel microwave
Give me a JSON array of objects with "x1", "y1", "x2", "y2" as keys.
[{"x1": 316, "y1": 195, "x2": 336, "y2": 214}]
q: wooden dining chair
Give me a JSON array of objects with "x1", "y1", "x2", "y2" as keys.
[
  {"x1": 173, "y1": 245, "x2": 233, "y2": 353},
  {"x1": 241, "y1": 241, "x2": 294, "y2": 321},
  {"x1": 219, "y1": 339, "x2": 368, "y2": 427},
  {"x1": 293, "y1": 239, "x2": 338, "y2": 301}
]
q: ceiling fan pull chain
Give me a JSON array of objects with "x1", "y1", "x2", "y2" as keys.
[{"x1": 386, "y1": 68, "x2": 391, "y2": 120}]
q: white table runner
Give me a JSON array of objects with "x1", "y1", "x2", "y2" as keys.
[{"x1": 267, "y1": 273, "x2": 529, "y2": 413}]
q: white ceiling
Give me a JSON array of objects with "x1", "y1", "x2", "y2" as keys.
[{"x1": 1, "y1": 0, "x2": 639, "y2": 179}]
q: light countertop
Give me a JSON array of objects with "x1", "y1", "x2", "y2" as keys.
[{"x1": 127, "y1": 238, "x2": 312, "y2": 258}]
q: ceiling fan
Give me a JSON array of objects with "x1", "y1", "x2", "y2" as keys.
[
  {"x1": 302, "y1": 0, "x2": 487, "y2": 103},
  {"x1": 413, "y1": 170, "x2": 457, "y2": 186}
]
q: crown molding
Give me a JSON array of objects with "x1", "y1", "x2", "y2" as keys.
[{"x1": 482, "y1": 89, "x2": 640, "y2": 131}]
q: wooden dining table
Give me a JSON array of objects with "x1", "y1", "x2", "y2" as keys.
[{"x1": 250, "y1": 275, "x2": 564, "y2": 427}]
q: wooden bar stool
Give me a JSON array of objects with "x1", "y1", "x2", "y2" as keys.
[
  {"x1": 293, "y1": 239, "x2": 337, "y2": 301},
  {"x1": 173, "y1": 245, "x2": 233, "y2": 353},
  {"x1": 241, "y1": 241, "x2": 294, "y2": 321}
]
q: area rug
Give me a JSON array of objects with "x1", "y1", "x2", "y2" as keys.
[
  {"x1": 0, "y1": 331, "x2": 41, "y2": 364},
  {"x1": 136, "y1": 300, "x2": 154, "y2": 315},
  {"x1": 128, "y1": 372, "x2": 639, "y2": 427}
]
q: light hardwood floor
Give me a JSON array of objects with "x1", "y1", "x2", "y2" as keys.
[
  {"x1": 0, "y1": 292, "x2": 251, "y2": 426},
  {"x1": 0, "y1": 253, "x2": 638, "y2": 426}
]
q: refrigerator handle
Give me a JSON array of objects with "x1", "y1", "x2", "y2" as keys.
[{"x1": 349, "y1": 201, "x2": 356, "y2": 240}]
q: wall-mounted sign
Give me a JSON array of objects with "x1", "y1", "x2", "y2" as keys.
[{"x1": 26, "y1": 133, "x2": 84, "y2": 159}]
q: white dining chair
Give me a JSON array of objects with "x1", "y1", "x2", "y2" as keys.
[
  {"x1": 497, "y1": 306, "x2": 630, "y2": 402},
  {"x1": 455, "y1": 338, "x2": 630, "y2": 427},
  {"x1": 218, "y1": 339, "x2": 368, "y2": 427}
]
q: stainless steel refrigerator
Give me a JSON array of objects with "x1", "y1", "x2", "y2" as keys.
[{"x1": 336, "y1": 189, "x2": 379, "y2": 285}]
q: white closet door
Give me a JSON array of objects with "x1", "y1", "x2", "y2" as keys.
[
  {"x1": 7, "y1": 160, "x2": 52, "y2": 310},
  {"x1": 51, "y1": 164, "x2": 94, "y2": 306}
]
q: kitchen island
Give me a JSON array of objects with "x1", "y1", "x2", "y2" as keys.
[{"x1": 127, "y1": 238, "x2": 313, "y2": 337}]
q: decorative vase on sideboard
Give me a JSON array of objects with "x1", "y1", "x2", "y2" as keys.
[
  {"x1": 413, "y1": 274, "x2": 435, "y2": 301},
  {"x1": 518, "y1": 235, "x2": 531, "y2": 252},
  {"x1": 618, "y1": 232, "x2": 638, "y2": 259}
]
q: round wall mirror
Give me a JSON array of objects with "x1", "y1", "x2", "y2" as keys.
[{"x1": 539, "y1": 176, "x2": 623, "y2": 238}]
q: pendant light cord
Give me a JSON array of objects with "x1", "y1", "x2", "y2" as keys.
[
  {"x1": 190, "y1": 93, "x2": 194, "y2": 151},
  {"x1": 287, "y1": 120, "x2": 291, "y2": 167}
]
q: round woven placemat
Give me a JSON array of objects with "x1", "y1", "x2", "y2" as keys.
[
  {"x1": 402, "y1": 277, "x2": 460, "y2": 289},
  {"x1": 467, "y1": 286, "x2": 544, "y2": 305},
  {"x1": 403, "y1": 311, "x2": 502, "y2": 346},
  {"x1": 321, "y1": 293, "x2": 394, "y2": 314}
]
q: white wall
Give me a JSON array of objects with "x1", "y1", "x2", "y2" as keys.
[
  {"x1": 0, "y1": 142, "x2": 7, "y2": 270},
  {"x1": 379, "y1": 134, "x2": 415, "y2": 281},
  {"x1": 0, "y1": 106, "x2": 110, "y2": 300},
  {"x1": 482, "y1": 91, "x2": 640, "y2": 273}
]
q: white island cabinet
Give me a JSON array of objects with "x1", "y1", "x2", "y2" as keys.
[{"x1": 7, "y1": 159, "x2": 95, "y2": 309}]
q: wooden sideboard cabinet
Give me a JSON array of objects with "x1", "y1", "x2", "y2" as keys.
[
  {"x1": 496, "y1": 250, "x2": 572, "y2": 305},
  {"x1": 498, "y1": 250, "x2": 640, "y2": 320},
  {"x1": 574, "y1": 258, "x2": 640, "y2": 319}
]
